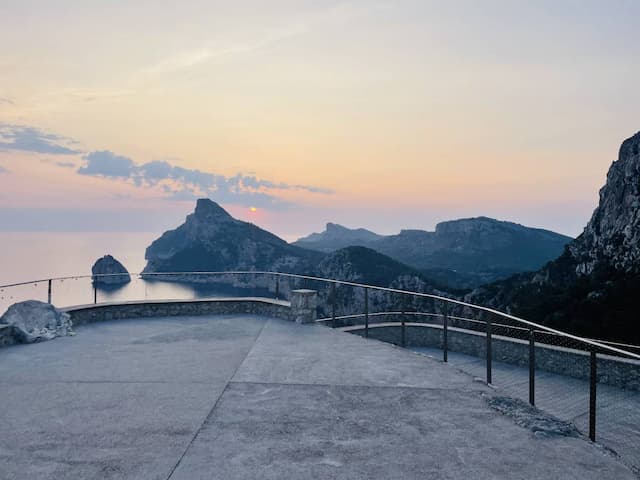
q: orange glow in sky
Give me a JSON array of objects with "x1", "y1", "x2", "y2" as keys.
[{"x1": 0, "y1": 1, "x2": 639, "y2": 238}]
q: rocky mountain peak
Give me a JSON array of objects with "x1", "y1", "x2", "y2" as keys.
[
  {"x1": 570, "y1": 131, "x2": 640, "y2": 276},
  {"x1": 193, "y1": 198, "x2": 233, "y2": 222},
  {"x1": 144, "y1": 199, "x2": 320, "y2": 274},
  {"x1": 326, "y1": 222, "x2": 348, "y2": 233}
]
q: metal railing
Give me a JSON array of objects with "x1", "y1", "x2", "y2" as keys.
[{"x1": 1, "y1": 270, "x2": 639, "y2": 472}]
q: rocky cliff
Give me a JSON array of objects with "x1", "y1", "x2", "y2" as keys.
[
  {"x1": 144, "y1": 198, "x2": 322, "y2": 274},
  {"x1": 469, "y1": 131, "x2": 640, "y2": 342}
]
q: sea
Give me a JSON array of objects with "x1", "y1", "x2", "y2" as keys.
[{"x1": 0, "y1": 231, "x2": 262, "y2": 314}]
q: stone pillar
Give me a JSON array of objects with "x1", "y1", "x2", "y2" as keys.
[{"x1": 290, "y1": 289, "x2": 317, "y2": 324}]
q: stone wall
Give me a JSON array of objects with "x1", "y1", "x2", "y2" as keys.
[
  {"x1": 348, "y1": 324, "x2": 640, "y2": 391},
  {"x1": 290, "y1": 290, "x2": 317, "y2": 324},
  {"x1": 64, "y1": 297, "x2": 291, "y2": 326}
]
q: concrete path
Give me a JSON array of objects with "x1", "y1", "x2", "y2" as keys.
[
  {"x1": 0, "y1": 315, "x2": 635, "y2": 479},
  {"x1": 412, "y1": 346, "x2": 640, "y2": 471}
]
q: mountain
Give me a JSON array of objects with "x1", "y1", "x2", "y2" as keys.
[
  {"x1": 468, "y1": 131, "x2": 640, "y2": 343},
  {"x1": 295, "y1": 223, "x2": 383, "y2": 253},
  {"x1": 314, "y1": 246, "x2": 451, "y2": 317},
  {"x1": 143, "y1": 198, "x2": 322, "y2": 273},
  {"x1": 142, "y1": 200, "x2": 452, "y2": 315},
  {"x1": 294, "y1": 218, "x2": 572, "y2": 288},
  {"x1": 317, "y1": 246, "x2": 424, "y2": 287}
]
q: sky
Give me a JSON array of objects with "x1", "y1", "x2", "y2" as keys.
[{"x1": 0, "y1": 0, "x2": 639, "y2": 241}]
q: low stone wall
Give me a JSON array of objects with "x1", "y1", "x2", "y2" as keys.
[
  {"x1": 0, "y1": 325, "x2": 18, "y2": 347},
  {"x1": 0, "y1": 293, "x2": 315, "y2": 347},
  {"x1": 64, "y1": 297, "x2": 291, "y2": 326},
  {"x1": 348, "y1": 323, "x2": 640, "y2": 391}
]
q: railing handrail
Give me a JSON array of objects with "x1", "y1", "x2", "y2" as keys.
[
  {"x1": 316, "y1": 311, "x2": 640, "y2": 352},
  {"x1": 316, "y1": 311, "x2": 640, "y2": 354},
  {"x1": 2, "y1": 270, "x2": 639, "y2": 360}
]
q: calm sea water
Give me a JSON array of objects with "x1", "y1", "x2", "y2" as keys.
[
  {"x1": 0, "y1": 232, "x2": 263, "y2": 314},
  {"x1": 0, "y1": 232, "x2": 154, "y2": 285}
]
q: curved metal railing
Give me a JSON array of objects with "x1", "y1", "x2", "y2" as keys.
[
  {"x1": 1, "y1": 270, "x2": 639, "y2": 360},
  {"x1": 2, "y1": 269, "x2": 640, "y2": 470}
]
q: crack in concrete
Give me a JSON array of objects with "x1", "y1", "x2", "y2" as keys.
[{"x1": 164, "y1": 318, "x2": 270, "y2": 480}]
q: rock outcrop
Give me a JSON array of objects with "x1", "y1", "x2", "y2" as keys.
[
  {"x1": 0, "y1": 300, "x2": 73, "y2": 343},
  {"x1": 569, "y1": 132, "x2": 640, "y2": 276},
  {"x1": 92, "y1": 255, "x2": 131, "y2": 285},
  {"x1": 469, "y1": 131, "x2": 640, "y2": 342}
]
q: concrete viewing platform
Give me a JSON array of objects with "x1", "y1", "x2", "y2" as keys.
[{"x1": 0, "y1": 314, "x2": 635, "y2": 479}]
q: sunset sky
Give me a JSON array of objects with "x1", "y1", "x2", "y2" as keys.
[{"x1": 1, "y1": 0, "x2": 639, "y2": 240}]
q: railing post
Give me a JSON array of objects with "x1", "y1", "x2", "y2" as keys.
[
  {"x1": 486, "y1": 313, "x2": 492, "y2": 384},
  {"x1": 443, "y1": 302, "x2": 448, "y2": 363},
  {"x1": 331, "y1": 282, "x2": 337, "y2": 328},
  {"x1": 364, "y1": 287, "x2": 369, "y2": 338},
  {"x1": 275, "y1": 275, "x2": 280, "y2": 300},
  {"x1": 589, "y1": 349, "x2": 597, "y2": 441},
  {"x1": 529, "y1": 328, "x2": 535, "y2": 406},
  {"x1": 47, "y1": 279, "x2": 52, "y2": 304},
  {"x1": 93, "y1": 285, "x2": 97, "y2": 304},
  {"x1": 401, "y1": 307, "x2": 406, "y2": 348}
]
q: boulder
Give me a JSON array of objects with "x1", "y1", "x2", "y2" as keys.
[
  {"x1": 92, "y1": 254, "x2": 131, "y2": 285},
  {"x1": 0, "y1": 300, "x2": 74, "y2": 343}
]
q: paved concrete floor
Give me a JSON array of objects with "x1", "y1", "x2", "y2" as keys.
[
  {"x1": 412, "y1": 346, "x2": 640, "y2": 471},
  {"x1": 0, "y1": 315, "x2": 635, "y2": 479}
]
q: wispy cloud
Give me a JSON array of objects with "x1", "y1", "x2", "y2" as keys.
[
  {"x1": 78, "y1": 151, "x2": 332, "y2": 207},
  {"x1": 0, "y1": 165, "x2": 8, "y2": 173},
  {"x1": 0, "y1": 97, "x2": 14, "y2": 105},
  {"x1": 0, "y1": 123, "x2": 81, "y2": 155},
  {"x1": 142, "y1": 25, "x2": 308, "y2": 76}
]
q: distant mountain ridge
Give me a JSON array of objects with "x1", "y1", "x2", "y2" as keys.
[
  {"x1": 143, "y1": 200, "x2": 449, "y2": 309},
  {"x1": 298, "y1": 223, "x2": 383, "y2": 252},
  {"x1": 294, "y1": 217, "x2": 572, "y2": 287}
]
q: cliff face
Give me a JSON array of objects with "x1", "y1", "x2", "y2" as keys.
[
  {"x1": 469, "y1": 131, "x2": 640, "y2": 342},
  {"x1": 144, "y1": 199, "x2": 321, "y2": 273},
  {"x1": 569, "y1": 132, "x2": 640, "y2": 276}
]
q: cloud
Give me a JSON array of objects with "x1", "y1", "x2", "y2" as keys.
[
  {"x1": 0, "y1": 165, "x2": 8, "y2": 173},
  {"x1": 78, "y1": 151, "x2": 134, "y2": 177},
  {"x1": 0, "y1": 123, "x2": 81, "y2": 155},
  {"x1": 0, "y1": 97, "x2": 14, "y2": 105},
  {"x1": 77, "y1": 151, "x2": 333, "y2": 208}
]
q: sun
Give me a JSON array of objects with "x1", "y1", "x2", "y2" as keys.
[{"x1": 249, "y1": 207, "x2": 257, "y2": 212}]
